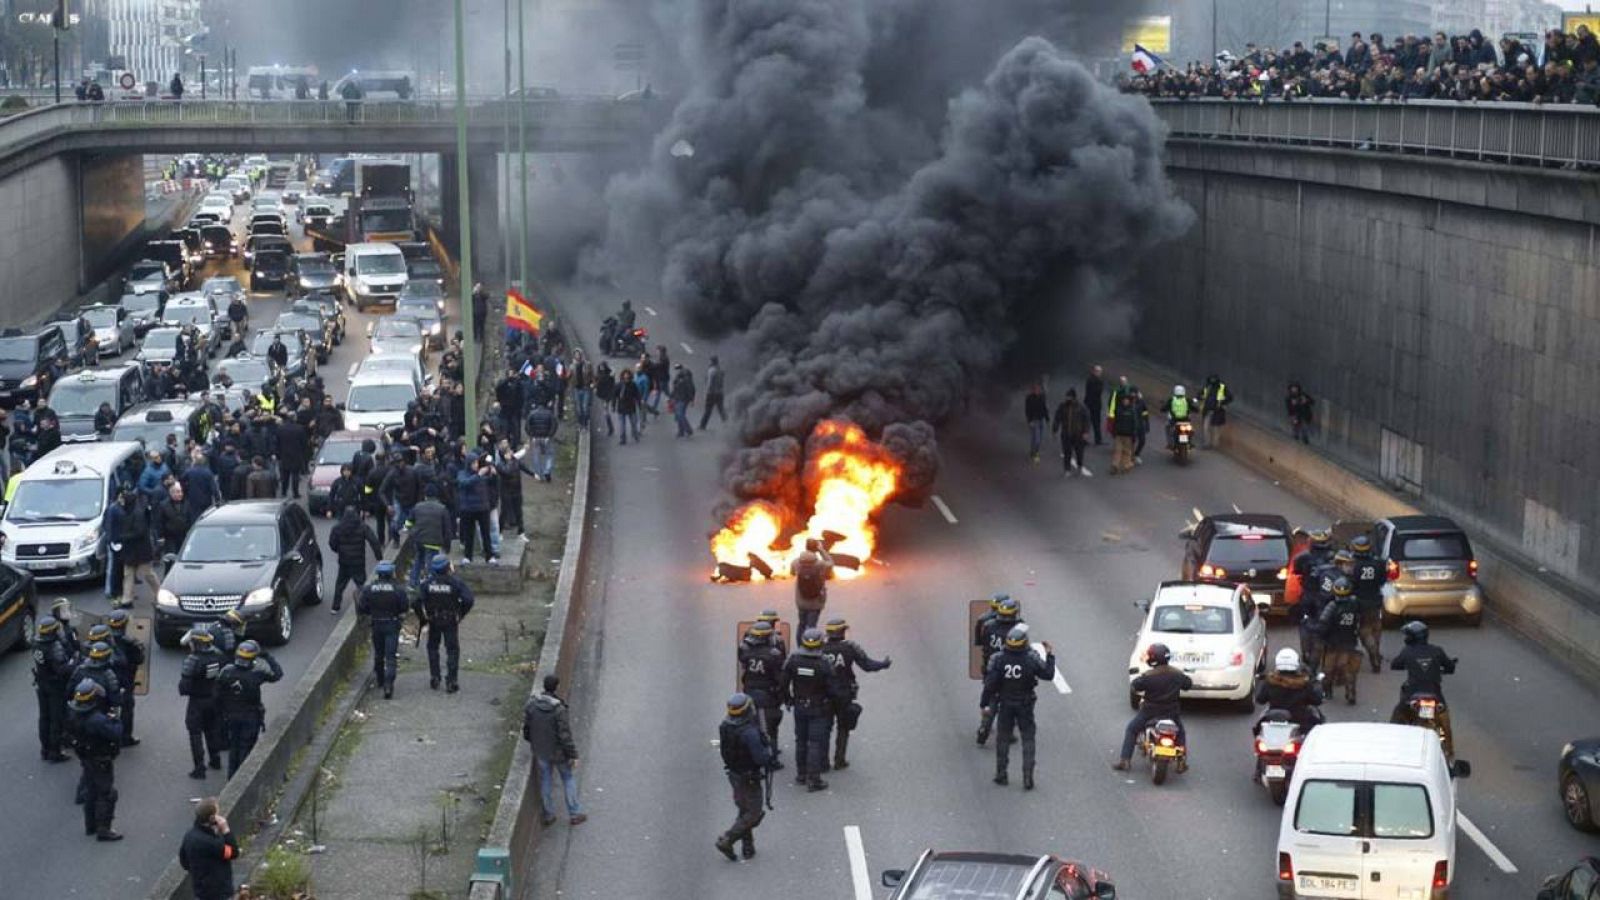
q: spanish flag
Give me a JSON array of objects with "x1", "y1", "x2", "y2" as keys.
[{"x1": 506, "y1": 287, "x2": 543, "y2": 335}]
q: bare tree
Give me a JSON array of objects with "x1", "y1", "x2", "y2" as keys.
[{"x1": 1215, "y1": 0, "x2": 1311, "y2": 58}]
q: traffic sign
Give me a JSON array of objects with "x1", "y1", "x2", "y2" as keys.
[{"x1": 118, "y1": 72, "x2": 136, "y2": 90}]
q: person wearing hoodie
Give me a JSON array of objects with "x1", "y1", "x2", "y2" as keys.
[
  {"x1": 326, "y1": 464, "x2": 359, "y2": 520},
  {"x1": 138, "y1": 450, "x2": 171, "y2": 509},
  {"x1": 522, "y1": 675, "x2": 587, "y2": 827},
  {"x1": 327, "y1": 507, "x2": 383, "y2": 614},
  {"x1": 455, "y1": 455, "x2": 494, "y2": 563},
  {"x1": 406, "y1": 483, "x2": 455, "y2": 584}
]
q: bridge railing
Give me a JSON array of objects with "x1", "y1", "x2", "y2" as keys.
[
  {"x1": 0, "y1": 96, "x2": 646, "y2": 156},
  {"x1": 1148, "y1": 98, "x2": 1600, "y2": 168}
]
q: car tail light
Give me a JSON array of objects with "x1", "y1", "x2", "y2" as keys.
[
  {"x1": 1386, "y1": 559, "x2": 1401, "y2": 581},
  {"x1": 1432, "y1": 860, "x2": 1448, "y2": 888},
  {"x1": 1255, "y1": 738, "x2": 1267, "y2": 754},
  {"x1": 1240, "y1": 534, "x2": 1264, "y2": 541},
  {"x1": 1230, "y1": 651, "x2": 1245, "y2": 667},
  {"x1": 1276, "y1": 567, "x2": 1288, "y2": 581},
  {"x1": 1278, "y1": 853, "x2": 1294, "y2": 882},
  {"x1": 1199, "y1": 563, "x2": 1227, "y2": 579},
  {"x1": 1284, "y1": 741, "x2": 1297, "y2": 755},
  {"x1": 1467, "y1": 559, "x2": 1478, "y2": 579},
  {"x1": 1158, "y1": 736, "x2": 1175, "y2": 748}
]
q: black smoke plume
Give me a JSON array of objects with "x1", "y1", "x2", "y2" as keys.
[{"x1": 591, "y1": 0, "x2": 1192, "y2": 522}]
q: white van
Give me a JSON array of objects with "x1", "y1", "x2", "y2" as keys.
[
  {"x1": 340, "y1": 369, "x2": 418, "y2": 433},
  {"x1": 1276, "y1": 723, "x2": 1470, "y2": 900},
  {"x1": 0, "y1": 441, "x2": 144, "y2": 581},
  {"x1": 341, "y1": 242, "x2": 409, "y2": 311}
]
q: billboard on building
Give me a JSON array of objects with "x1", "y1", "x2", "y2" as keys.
[
  {"x1": 1563, "y1": 12, "x2": 1600, "y2": 34},
  {"x1": 1122, "y1": 16, "x2": 1172, "y2": 54}
]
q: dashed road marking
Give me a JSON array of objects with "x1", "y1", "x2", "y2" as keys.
[
  {"x1": 680, "y1": 342, "x2": 694, "y2": 355},
  {"x1": 1033, "y1": 643, "x2": 1072, "y2": 694},
  {"x1": 644, "y1": 305, "x2": 658, "y2": 316},
  {"x1": 931, "y1": 495, "x2": 958, "y2": 525},
  {"x1": 1458, "y1": 813, "x2": 1518, "y2": 874},
  {"x1": 844, "y1": 826, "x2": 873, "y2": 900}
]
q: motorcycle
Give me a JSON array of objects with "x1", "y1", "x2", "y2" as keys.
[
  {"x1": 1137, "y1": 718, "x2": 1187, "y2": 785},
  {"x1": 1253, "y1": 710, "x2": 1305, "y2": 805},
  {"x1": 1401, "y1": 692, "x2": 1454, "y2": 760},
  {"x1": 616, "y1": 326, "x2": 648, "y2": 358},
  {"x1": 1170, "y1": 419, "x2": 1194, "y2": 465},
  {"x1": 598, "y1": 316, "x2": 619, "y2": 355}
]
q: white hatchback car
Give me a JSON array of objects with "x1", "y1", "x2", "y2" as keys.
[{"x1": 1128, "y1": 580, "x2": 1268, "y2": 710}]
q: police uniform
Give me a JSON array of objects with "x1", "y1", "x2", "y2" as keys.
[
  {"x1": 357, "y1": 571, "x2": 408, "y2": 698},
  {"x1": 1349, "y1": 551, "x2": 1387, "y2": 670},
  {"x1": 1295, "y1": 551, "x2": 1336, "y2": 671},
  {"x1": 179, "y1": 641, "x2": 228, "y2": 776},
  {"x1": 737, "y1": 626, "x2": 787, "y2": 768},
  {"x1": 975, "y1": 610, "x2": 1021, "y2": 745},
  {"x1": 107, "y1": 618, "x2": 145, "y2": 746},
  {"x1": 32, "y1": 619, "x2": 79, "y2": 761},
  {"x1": 67, "y1": 684, "x2": 123, "y2": 840},
  {"x1": 416, "y1": 569, "x2": 474, "y2": 692},
  {"x1": 780, "y1": 636, "x2": 833, "y2": 791},
  {"x1": 982, "y1": 636, "x2": 1056, "y2": 788},
  {"x1": 1316, "y1": 593, "x2": 1364, "y2": 703},
  {"x1": 821, "y1": 625, "x2": 889, "y2": 770},
  {"x1": 715, "y1": 696, "x2": 772, "y2": 862},
  {"x1": 217, "y1": 646, "x2": 283, "y2": 776}
]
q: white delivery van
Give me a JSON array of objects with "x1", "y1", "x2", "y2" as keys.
[
  {"x1": 340, "y1": 369, "x2": 418, "y2": 433},
  {"x1": 341, "y1": 242, "x2": 409, "y2": 311},
  {"x1": 0, "y1": 441, "x2": 144, "y2": 581},
  {"x1": 1276, "y1": 723, "x2": 1470, "y2": 900}
]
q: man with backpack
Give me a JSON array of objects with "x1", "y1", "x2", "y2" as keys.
[{"x1": 789, "y1": 539, "x2": 834, "y2": 632}]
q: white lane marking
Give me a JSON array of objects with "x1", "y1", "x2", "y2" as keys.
[
  {"x1": 1231, "y1": 503, "x2": 1242, "y2": 514},
  {"x1": 844, "y1": 826, "x2": 873, "y2": 900},
  {"x1": 931, "y1": 494, "x2": 958, "y2": 525},
  {"x1": 644, "y1": 305, "x2": 658, "y2": 316},
  {"x1": 1458, "y1": 813, "x2": 1518, "y2": 874},
  {"x1": 680, "y1": 342, "x2": 694, "y2": 355},
  {"x1": 1033, "y1": 643, "x2": 1072, "y2": 694}
]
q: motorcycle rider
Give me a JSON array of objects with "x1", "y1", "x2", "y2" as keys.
[
  {"x1": 1389, "y1": 621, "x2": 1458, "y2": 758},
  {"x1": 780, "y1": 627, "x2": 833, "y2": 792},
  {"x1": 1347, "y1": 534, "x2": 1387, "y2": 671},
  {"x1": 737, "y1": 620, "x2": 787, "y2": 770},
  {"x1": 1253, "y1": 647, "x2": 1324, "y2": 735},
  {"x1": 1315, "y1": 575, "x2": 1364, "y2": 703},
  {"x1": 1115, "y1": 643, "x2": 1193, "y2": 773},
  {"x1": 982, "y1": 624, "x2": 1055, "y2": 789},
  {"x1": 975, "y1": 594, "x2": 1022, "y2": 746},
  {"x1": 820, "y1": 618, "x2": 891, "y2": 771},
  {"x1": 1162, "y1": 385, "x2": 1193, "y2": 450},
  {"x1": 1293, "y1": 531, "x2": 1336, "y2": 673}
]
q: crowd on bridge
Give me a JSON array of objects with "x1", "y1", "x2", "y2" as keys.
[{"x1": 1122, "y1": 24, "x2": 1600, "y2": 105}]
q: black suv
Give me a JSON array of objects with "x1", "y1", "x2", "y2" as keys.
[
  {"x1": 1181, "y1": 513, "x2": 1293, "y2": 612},
  {"x1": 251, "y1": 249, "x2": 292, "y2": 292},
  {"x1": 0, "y1": 562, "x2": 37, "y2": 652},
  {"x1": 883, "y1": 851, "x2": 1116, "y2": 900},
  {"x1": 0, "y1": 326, "x2": 68, "y2": 408},
  {"x1": 153, "y1": 500, "x2": 324, "y2": 648}
]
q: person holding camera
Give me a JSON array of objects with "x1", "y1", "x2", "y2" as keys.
[{"x1": 179, "y1": 797, "x2": 240, "y2": 900}]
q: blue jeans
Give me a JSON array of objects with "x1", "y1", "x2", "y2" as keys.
[
  {"x1": 1028, "y1": 420, "x2": 1045, "y2": 456},
  {"x1": 1119, "y1": 709, "x2": 1186, "y2": 762},
  {"x1": 410, "y1": 545, "x2": 440, "y2": 587},
  {"x1": 536, "y1": 757, "x2": 582, "y2": 817},
  {"x1": 573, "y1": 388, "x2": 592, "y2": 426},
  {"x1": 674, "y1": 403, "x2": 693, "y2": 437},
  {"x1": 530, "y1": 437, "x2": 554, "y2": 478},
  {"x1": 618, "y1": 412, "x2": 639, "y2": 444}
]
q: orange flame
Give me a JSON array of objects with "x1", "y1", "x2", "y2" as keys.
[{"x1": 710, "y1": 421, "x2": 902, "y2": 582}]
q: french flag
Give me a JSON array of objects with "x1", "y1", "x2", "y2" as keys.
[{"x1": 1131, "y1": 44, "x2": 1164, "y2": 74}]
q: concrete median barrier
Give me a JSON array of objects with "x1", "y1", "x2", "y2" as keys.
[{"x1": 1119, "y1": 357, "x2": 1600, "y2": 687}]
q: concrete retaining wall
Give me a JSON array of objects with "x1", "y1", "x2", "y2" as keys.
[
  {"x1": 0, "y1": 155, "x2": 81, "y2": 324},
  {"x1": 1139, "y1": 139, "x2": 1600, "y2": 595},
  {"x1": 1121, "y1": 357, "x2": 1600, "y2": 688}
]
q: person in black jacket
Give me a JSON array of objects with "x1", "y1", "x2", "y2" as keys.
[
  {"x1": 525, "y1": 402, "x2": 558, "y2": 481},
  {"x1": 1254, "y1": 648, "x2": 1323, "y2": 735},
  {"x1": 32, "y1": 615, "x2": 79, "y2": 762},
  {"x1": 178, "y1": 628, "x2": 227, "y2": 777},
  {"x1": 982, "y1": 625, "x2": 1054, "y2": 789},
  {"x1": 820, "y1": 618, "x2": 890, "y2": 771},
  {"x1": 156, "y1": 483, "x2": 192, "y2": 562},
  {"x1": 328, "y1": 507, "x2": 383, "y2": 613},
  {"x1": 1388, "y1": 621, "x2": 1458, "y2": 757},
  {"x1": 357, "y1": 562, "x2": 407, "y2": 699},
  {"x1": 715, "y1": 692, "x2": 773, "y2": 861},
  {"x1": 414, "y1": 556, "x2": 474, "y2": 692},
  {"x1": 1286, "y1": 382, "x2": 1314, "y2": 444},
  {"x1": 523, "y1": 674, "x2": 587, "y2": 827},
  {"x1": 179, "y1": 798, "x2": 240, "y2": 900},
  {"x1": 106, "y1": 610, "x2": 145, "y2": 747},
  {"x1": 217, "y1": 641, "x2": 282, "y2": 776},
  {"x1": 93, "y1": 402, "x2": 118, "y2": 437},
  {"x1": 782, "y1": 628, "x2": 835, "y2": 792},
  {"x1": 1023, "y1": 381, "x2": 1048, "y2": 462},
  {"x1": 1115, "y1": 643, "x2": 1193, "y2": 772},
  {"x1": 67, "y1": 679, "x2": 123, "y2": 841},
  {"x1": 275, "y1": 416, "x2": 309, "y2": 498}
]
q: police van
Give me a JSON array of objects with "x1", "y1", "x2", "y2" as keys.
[{"x1": 0, "y1": 442, "x2": 144, "y2": 582}]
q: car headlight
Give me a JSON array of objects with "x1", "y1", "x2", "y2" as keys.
[
  {"x1": 74, "y1": 527, "x2": 100, "y2": 551},
  {"x1": 20, "y1": 375, "x2": 37, "y2": 388},
  {"x1": 429, "y1": 322, "x2": 441, "y2": 335},
  {"x1": 1563, "y1": 741, "x2": 1575, "y2": 758},
  {"x1": 156, "y1": 588, "x2": 180, "y2": 609},
  {"x1": 242, "y1": 587, "x2": 276, "y2": 609}
]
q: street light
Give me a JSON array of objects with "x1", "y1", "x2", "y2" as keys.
[
  {"x1": 516, "y1": 0, "x2": 528, "y2": 295},
  {"x1": 453, "y1": 0, "x2": 479, "y2": 432}
]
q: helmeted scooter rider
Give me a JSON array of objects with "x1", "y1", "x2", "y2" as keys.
[
  {"x1": 1162, "y1": 385, "x2": 1192, "y2": 448},
  {"x1": 1389, "y1": 621, "x2": 1458, "y2": 758},
  {"x1": 1115, "y1": 643, "x2": 1193, "y2": 772},
  {"x1": 975, "y1": 595, "x2": 1022, "y2": 746},
  {"x1": 1254, "y1": 647, "x2": 1324, "y2": 735}
]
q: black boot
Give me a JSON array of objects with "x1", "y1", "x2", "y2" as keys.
[
  {"x1": 430, "y1": 678, "x2": 440, "y2": 690},
  {"x1": 714, "y1": 835, "x2": 737, "y2": 861},
  {"x1": 741, "y1": 840, "x2": 756, "y2": 860},
  {"x1": 976, "y1": 726, "x2": 990, "y2": 747},
  {"x1": 833, "y1": 733, "x2": 849, "y2": 771},
  {"x1": 1023, "y1": 768, "x2": 1035, "y2": 790},
  {"x1": 807, "y1": 776, "x2": 829, "y2": 792},
  {"x1": 993, "y1": 769, "x2": 1009, "y2": 786},
  {"x1": 189, "y1": 766, "x2": 207, "y2": 779}
]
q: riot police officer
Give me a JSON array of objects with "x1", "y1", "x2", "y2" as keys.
[
  {"x1": 975, "y1": 595, "x2": 1022, "y2": 746},
  {"x1": 1316, "y1": 576, "x2": 1363, "y2": 703},
  {"x1": 217, "y1": 640, "x2": 283, "y2": 776},
  {"x1": 66, "y1": 679, "x2": 123, "y2": 841},
  {"x1": 780, "y1": 628, "x2": 832, "y2": 792},
  {"x1": 358, "y1": 560, "x2": 408, "y2": 699},
  {"x1": 820, "y1": 618, "x2": 890, "y2": 770},
  {"x1": 1295, "y1": 532, "x2": 1337, "y2": 672},
  {"x1": 106, "y1": 610, "x2": 145, "y2": 746},
  {"x1": 33, "y1": 614, "x2": 79, "y2": 762},
  {"x1": 1347, "y1": 534, "x2": 1387, "y2": 671},
  {"x1": 178, "y1": 627, "x2": 228, "y2": 778},
  {"x1": 415, "y1": 556, "x2": 474, "y2": 693},
  {"x1": 72, "y1": 639, "x2": 123, "y2": 708},
  {"x1": 737, "y1": 620, "x2": 787, "y2": 770},
  {"x1": 714, "y1": 693, "x2": 773, "y2": 862},
  {"x1": 982, "y1": 625, "x2": 1055, "y2": 789},
  {"x1": 756, "y1": 609, "x2": 787, "y2": 655},
  {"x1": 211, "y1": 609, "x2": 248, "y2": 658}
]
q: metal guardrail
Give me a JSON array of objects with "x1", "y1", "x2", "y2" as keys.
[
  {"x1": 1149, "y1": 99, "x2": 1600, "y2": 167},
  {"x1": 0, "y1": 96, "x2": 646, "y2": 157}
]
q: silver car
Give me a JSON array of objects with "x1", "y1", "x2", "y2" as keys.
[{"x1": 82, "y1": 305, "x2": 134, "y2": 357}]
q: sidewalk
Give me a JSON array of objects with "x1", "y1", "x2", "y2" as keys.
[{"x1": 255, "y1": 432, "x2": 577, "y2": 900}]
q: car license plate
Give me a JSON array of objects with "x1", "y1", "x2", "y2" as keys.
[
  {"x1": 1299, "y1": 875, "x2": 1357, "y2": 893},
  {"x1": 1177, "y1": 652, "x2": 1209, "y2": 665},
  {"x1": 1417, "y1": 705, "x2": 1436, "y2": 720},
  {"x1": 1418, "y1": 568, "x2": 1453, "y2": 580},
  {"x1": 1152, "y1": 745, "x2": 1179, "y2": 758},
  {"x1": 1177, "y1": 433, "x2": 1190, "y2": 444},
  {"x1": 1264, "y1": 764, "x2": 1286, "y2": 779}
]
